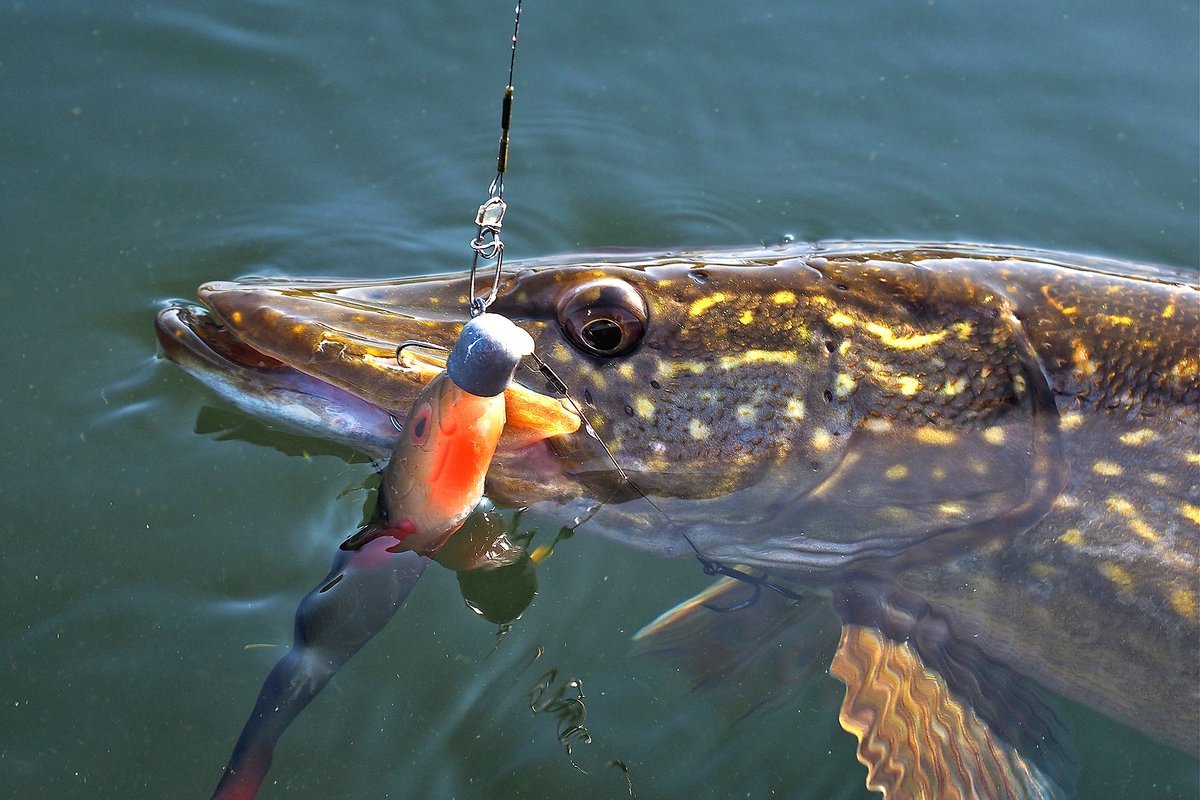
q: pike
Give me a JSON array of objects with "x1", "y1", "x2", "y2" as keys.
[{"x1": 156, "y1": 240, "x2": 1199, "y2": 799}]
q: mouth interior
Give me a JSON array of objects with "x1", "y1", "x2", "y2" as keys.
[{"x1": 185, "y1": 307, "x2": 289, "y2": 370}]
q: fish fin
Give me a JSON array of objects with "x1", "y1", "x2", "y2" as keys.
[
  {"x1": 830, "y1": 622, "x2": 1071, "y2": 800},
  {"x1": 633, "y1": 576, "x2": 840, "y2": 720}
]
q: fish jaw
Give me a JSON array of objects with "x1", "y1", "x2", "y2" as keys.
[
  {"x1": 156, "y1": 273, "x2": 584, "y2": 499},
  {"x1": 155, "y1": 304, "x2": 401, "y2": 460}
]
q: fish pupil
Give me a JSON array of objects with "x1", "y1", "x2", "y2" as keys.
[{"x1": 581, "y1": 318, "x2": 624, "y2": 353}]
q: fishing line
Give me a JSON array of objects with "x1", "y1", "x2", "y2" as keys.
[{"x1": 467, "y1": 0, "x2": 524, "y2": 317}]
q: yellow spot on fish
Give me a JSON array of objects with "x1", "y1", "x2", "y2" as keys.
[
  {"x1": 896, "y1": 375, "x2": 921, "y2": 396},
  {"x1": 982, "y1": 426, "x2": 1006, "y2": 446},
  {"x1": 785, "y1": 398, "x2": 806, "y2": 420},
  {"x1": 644, "y1": 455, "x2": 670, "y2": 471},
  {"x1": 930, "y1": 466, "x2": 946, "y2": 481},
  {"x1": 884, "y1": 464, "x2": 908, "y2": 481},
  {"x1": 1186, "y1": 453, "x2": 1200, "y2": 466},
  {"x1": 1170, "y1": 587, "x2": 1198, "y2": 619},
  {"x1": 915, "y1": 428, "x2": 958, "y2": 446},
  {"x1": 1119, "y1": 429, "x2": 1158, "y2": 446},
  {"x1": 1128, "y1": 518, "x2": 1159, "y2": 543},
  {"x1": 1146, "y1": 472, "x2": 1171, "y2": 488},
  {"x1": 739, "y1": 309, "x2": 754, "y2": 325},
  {"x1": 811, "y1": 429, "x2": 834, "y2": 451},
  {"x1": 1107, "y1": 497, "x2": 1159, "y2": 542},
  {"x1": 617, "y1": 363, "x2": 635, "y2": 380},
  {"x1": 718, "y1": 350, "x2": 799, "y2": 370},
  {"x1": 828, "y1": 311, "x2": 952, "y2": 349},
  {"x1": 1171, "y1": 356, "x2": 1199, "y2": 381},
  {"x1": 1102, "y1": 314, "x2": 1134, "y2": 326},
  {"x1": 688, "y1": 418, "x2": 711, "y2": 440},
  {"x1": 633, "y1": 396, "x2": 655, "y2": 420},
  {"x1": 877, "y1": 506, "x2": 916, "y2": 523},
  {"x1": 951, "y1": 322, "x2": 974, "y2": 339},
  {"x1": 1161, "y1": 302, "x2": 1176, "y2": 319},
  {"x1": 1072, "y1": 340, "x2": 1097, "y2": 377},
  {"x1": 1054, "y1": 494, "x2": 1080, "y2": 510},
  {"x1": 942, "y1": 378, "x2": 967, "y2": 396},
  {"x1": 1029, "y1": 562, "x2": 1059, "y2": 580},
  {"x1": 689, "y1": 292, "x2": 727, "y2": 317},
  {"x1": 1181, "y1": 503, "x2": 1200, "y2": 526},
  {"x1": 1092, "y1": 460, "x2": 1123, "y2": 477},
  {"x1": 1099, "y1": 562, "x2": 1134, "y2": 593},
  {"x1": 1060, "y1": 411, "x2": 1084, "y2": 431},
  {"x1": 735, "y1": 403, "x2": 757, "y2": 424},
  {"x1": 862, "y1": 321, "x2": 948, "y2": 350},
  {"x1": 230, "y1": 311, "x2": 244, "y2": 325},
  {"x1": 1099, "y1": 496, "x2": 1128, "y2": 515},
  {"x1": 1058, "y1": 529, "x2": 1083, "y2": 547},
  {"x1": 835, "y1": 373, "x2": 856, "y2": 398},
  {"x1": 291, "y1": 324, "x2": 305, "y2": 335},
  {"x1": 772, "y1": 290, "x2": 797, "y2": 305},
  {"x1": 938, "y1": 502, "x2": 966, "y2": 516}
]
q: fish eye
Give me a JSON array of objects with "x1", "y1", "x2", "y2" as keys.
[{"x1": 557, "y1": 278, "x2": 647, "y2": 358}]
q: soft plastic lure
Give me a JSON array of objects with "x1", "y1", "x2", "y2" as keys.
[
  {"x1": 212, "y1": 314, "x2": 534, "y2": 800},
  {"x1": 343, "y1": 313, "x2": 535, "y2": 555}
]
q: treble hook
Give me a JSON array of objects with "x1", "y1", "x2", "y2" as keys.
[{"x1": 695, "y1": 556, "x2": 805, "y2": 612}]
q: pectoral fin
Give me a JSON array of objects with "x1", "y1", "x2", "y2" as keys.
[
  {"x1": 633, "y1": 576, "x2": 840, "y2": 722},
  {"x1": 830, "y1": 623, "x2": 1069, "y2": 800}
]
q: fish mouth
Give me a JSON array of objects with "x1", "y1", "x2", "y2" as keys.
[{"x1": 154, "y1": 273, "x2": 583, "y2": 498}]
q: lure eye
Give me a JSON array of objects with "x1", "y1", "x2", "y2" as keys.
[
  {"x1": 557, "y1": 278, "x2": 647, "y2": 358},
  {"x1": 408, "y1": 402, "x2": 433, "y2": 446}
]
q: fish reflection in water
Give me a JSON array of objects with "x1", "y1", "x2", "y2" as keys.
[{"x1": 156, "y1": 241, "x2": 1199, "y2": 799}]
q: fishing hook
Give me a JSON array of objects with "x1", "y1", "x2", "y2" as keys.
[{"x1": 696, "y1": 556, "x2": 807, "y2": 611}]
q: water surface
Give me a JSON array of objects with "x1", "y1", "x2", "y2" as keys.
[{"x1": 1, "y1": 1, "x2": 1196, "y2": 798}]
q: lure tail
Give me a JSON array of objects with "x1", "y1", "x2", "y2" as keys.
[{"x1": 212, "y1": 542, "x2": 429, "y2": 800}]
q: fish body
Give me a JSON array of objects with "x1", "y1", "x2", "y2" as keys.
[{"x1": 158, "y1": 241, "x2": 1199, "y2": 797}]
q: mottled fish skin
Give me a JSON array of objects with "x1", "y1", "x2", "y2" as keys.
[
  {"x1": 505, "y1": 243, "x2": 1200, "y2": 755},
  {"x1": 163, "y1": 241, "x2": 1199, "y2": 759}
]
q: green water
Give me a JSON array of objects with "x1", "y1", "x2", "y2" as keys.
[{"x1": 2, "y1": 1, "x2": 1196, "y2": 798}]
